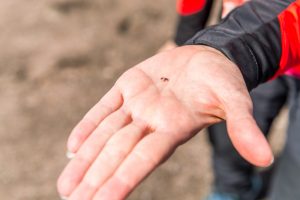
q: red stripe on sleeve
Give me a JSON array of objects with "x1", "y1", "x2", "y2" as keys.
[
  {"x1": 177, "y1": 0, "x2": 207, "y2": 16},
  {"x1": 274, "y1": 1, "x2": 300, "y2": 79}
]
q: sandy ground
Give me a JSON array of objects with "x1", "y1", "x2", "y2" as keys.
[{"x1": 0, "y1": 0, "x2": 287, "y2": 199}]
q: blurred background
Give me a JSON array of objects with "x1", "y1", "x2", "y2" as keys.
[{"x1": 0, "y1": 0, "x2": 288, "y2": 199}]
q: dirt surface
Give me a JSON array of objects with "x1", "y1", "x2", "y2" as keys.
[{"x1": 0, "y1": 0, "x2": 287, "y2": 199}]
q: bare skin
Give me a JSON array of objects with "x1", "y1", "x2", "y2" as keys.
[
  {"x1": 158, "y1": 40, "x2": 177, "y2": 52},
  {"x1": 57, "y1": 45, "x2": 273, "y2": 200}
]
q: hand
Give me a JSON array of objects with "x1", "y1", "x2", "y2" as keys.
[{"x1": 57, "y1": 45, "x2": 273, "y2": 200}]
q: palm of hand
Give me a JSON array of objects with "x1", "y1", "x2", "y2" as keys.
[{"x1": 57, "y1": 46, "x2": 273, "y2": 200}]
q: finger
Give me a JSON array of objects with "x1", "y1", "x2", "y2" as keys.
[
  {"x1": 93, "y1": 131, "x2": 177, "y2": 200},
  {"x1": 57, "y1": 108, "x2": 131, "y2": 197},
  {"x1": 68, "y1": 120, "x2": 148, "y2": 200},
  {"x1": 67, "y1": 87, "x2": 123, "y2": 153},
  {"x1": 225, "y1": 98, "x2": 274, "y2": 167}
]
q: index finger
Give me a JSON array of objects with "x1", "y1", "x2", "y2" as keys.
[{"x1": 67, "y1": 86, "x2": 123, "y2": 153}]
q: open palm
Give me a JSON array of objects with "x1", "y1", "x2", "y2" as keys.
[{"x1": 57, "y1": 46, "x2": 273, "y2": 200}]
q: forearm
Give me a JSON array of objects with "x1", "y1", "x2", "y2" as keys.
[{"x1": 186, "y1": 0, "x2": 299, "y2": 90}]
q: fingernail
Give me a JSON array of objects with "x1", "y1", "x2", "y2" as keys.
[
  {"x1": 66, "y1": 151, "x2": 75, "y2": 159},
  {"x1": 60, "y1": 196, "x2": 68, "y2": 200},
  {"x1": 269, "y1": 156, "x2": 275, "y2": 166}
]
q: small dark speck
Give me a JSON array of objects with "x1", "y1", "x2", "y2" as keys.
[
  {"x1": 160, "y1": 77, "x2": 169, "y2": 82},
  {"x1": 117, "y1": 17, "x2": 131, "y2": 35}
]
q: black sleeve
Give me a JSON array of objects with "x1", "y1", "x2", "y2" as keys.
[
  {"x1": 185, "y1": 0, "x2": 294, "y2": 90},
  {"x1": 175, "y1": 0, "x2": 215, "y2": 46}
]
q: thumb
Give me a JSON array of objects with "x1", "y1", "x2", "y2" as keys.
[{"x1": 225, "y1": 101, "x2": 274, "y2": 167}]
